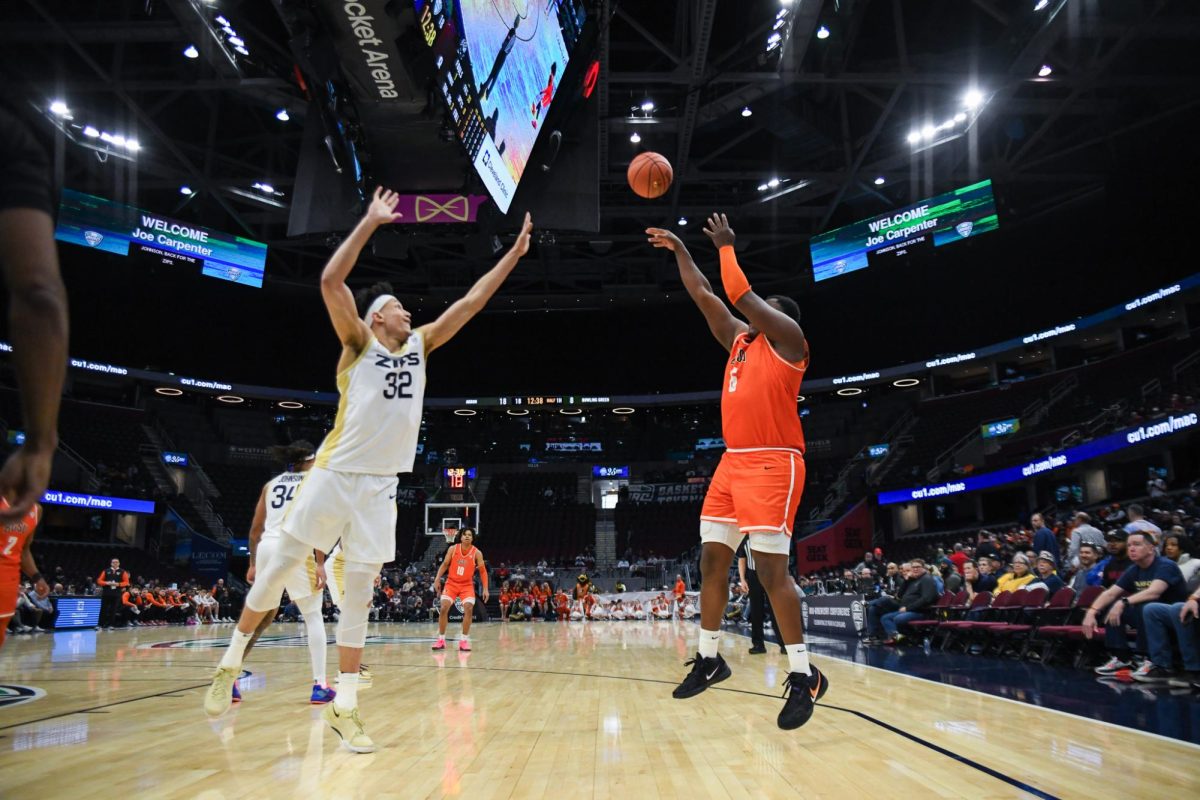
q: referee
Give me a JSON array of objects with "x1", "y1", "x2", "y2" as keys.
[{"x1": 736, "y1": 540, "x2": 786, "y2": 655}]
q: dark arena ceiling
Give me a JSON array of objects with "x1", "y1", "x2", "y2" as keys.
[{"x1": 2, "y1": 0, "x2": 1200, "y2": 393}]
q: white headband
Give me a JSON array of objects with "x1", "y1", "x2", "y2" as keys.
[{"x1": 363, "y1": 294, "x2": 397, "y2": 325}]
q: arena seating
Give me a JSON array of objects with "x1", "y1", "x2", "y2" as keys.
[{"x1": 481, "y1": 471, "x2": 594, "y2": 563}]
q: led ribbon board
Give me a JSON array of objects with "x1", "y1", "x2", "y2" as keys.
[
  {"x1": 811, "y1": 179, "x2": 999, "y2": 282},
  {"x1": 877, "y1": 411, "x2": 1200, "y2": 505},
  {"x1": 55, "y1": 189, "x2": 267, "y2": 288}
]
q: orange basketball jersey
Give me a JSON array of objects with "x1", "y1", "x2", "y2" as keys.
[
  {"x1": 446, "y1": 544, "x2": 477, "y2": 585},
  {"x1": 0, "y1": 500, "x2": 38, "y2": 581},
  {"x1": 721, "y1": 331, "x2": 807, "y2": 451}
]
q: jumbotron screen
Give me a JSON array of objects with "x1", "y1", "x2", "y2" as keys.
[
  {"x1": 414, "y1": 0, "x2": 588, "y2": 213},
  {"x1": 54, "y1": 189, "x2": 267, "y2": 288},
  {"x1": 810, "y1": 179, "x2": 999, "y2": 282}
]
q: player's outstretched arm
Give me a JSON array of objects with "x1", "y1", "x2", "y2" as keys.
[
  {"x1": 647, "y1": 227, "x2": 747, "y2": 350},
  {"x1": 423, "y1": 213, "x2": 533, "y2": 354},
  {"x1": 319, "y1": 187, "x2": 402, "y2": 351},
  {"x1": 702, "y1": 213, "x2": 808, "y2": 362}
]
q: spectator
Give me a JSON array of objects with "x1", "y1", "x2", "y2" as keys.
[
  {"x1": 947, "y1": 543, "x2": 969, "y2": 575},
  {"x1": 1029, "y1": 514, "x2": 1059, "y2": 570},
  {"x1": 97, "y1": 558, "x2": 130, "y2": 629},
  {"x1": 1087, "y1": 531, "x2": 1188, "y2": 678},
  {"x1": 1123, "y1": 503, "x2": 1162, "y2": 542},
  {"x1": 853, "y1": 551, "x2": 881, "y2": 577},
  {"x1": 975, "y1": 530, "x2": 999, "y2": 563},
  {"x1": 864, "y1": 559, "x2": 937, "y2": 646},
  {"x1": 1070, "y1": 543, "x2": 1103, "y2": 593},
  {"x1": 1146, "y1": 469, "x2": 1168, "y2": 499},
  {"x1": 1028, "y1": 552, "x2": 1066, "y2": 593},
  {"x1": 939, "y1": 562, "x2": 962, "y2": 594},
  {"x1": 881, "y1": 562, "x2": 903, "y2": 595},
  {"x1": 1096, "y1": 530, "x2": 1133, "y2": 588},
  {"x1": 121, "y1": 586, "x2": 142, "y2": 626},
  {"x1": 211, "y1": 579, "x2": 232, "y2": 622},
  {"x1": 1162, "y1": 533, "x2": 1200, "y2": 589},
  {"x1": 996, "y1": 554, "x2": 1036, "y2": 593},
  {"x1": 1133, "y1": 586, "x2": 1200, "y2": 688},
  {"x1": 1067, "y1": 512, "x2": 1106, "y2": 568},
  {"x1": 973, "y1": 558, "x2": 999, "y2": 593}
]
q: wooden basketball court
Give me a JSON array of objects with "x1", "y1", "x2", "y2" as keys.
[{"x1": 2, "y1": 621, "x2": 1197, "y2": 798}]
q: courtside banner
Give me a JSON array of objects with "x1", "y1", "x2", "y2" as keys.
[
  {"x1": 795, "y1": 501, "x2": 872, "y2": 573},
  {"x1": 877, "y1": 410, "x2": 1200, "y2": 505},
  {"x1": 41, "y1": 490, "x2": 156, "y2": 515},
  {"x1": 800, "y1": 594, "x2": 866, "y2": 637}
]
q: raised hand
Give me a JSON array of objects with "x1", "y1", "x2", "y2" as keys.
[
  {"x1": 512, "y1": 212, "x2": 533, "y2": 257},
  {"x1": 702, "y1": 212, "x2": 735, "y2": 249},
  {"x1": 365, "y1": 186, "x2": 402, "y2": 226},
  {"x1": 646, "y1": 227, "x2": 682, "y2": 252}
]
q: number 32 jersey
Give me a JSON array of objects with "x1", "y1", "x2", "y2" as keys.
[{"x1": 316, "y1": 329, "x2": 428, "y2": 475}]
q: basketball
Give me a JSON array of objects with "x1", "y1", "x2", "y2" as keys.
[{"x1": 627, "y1": 151, "x2": 673, "y2": 199}]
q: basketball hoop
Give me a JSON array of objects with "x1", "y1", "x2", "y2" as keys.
[{"x1": 442, "y1": 527, "x2": 457, "y2": 544}]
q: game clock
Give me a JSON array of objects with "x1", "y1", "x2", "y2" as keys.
[{"x1": 443, "y1": 466, "x2": 477, "y2": 489}]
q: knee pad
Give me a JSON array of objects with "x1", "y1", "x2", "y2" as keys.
[
  {"x1": 700, "y1": 520, "x2": 742, "y2": 552},
  {"x1": 335, "y1": 561, "x2": 381, "y2": 648}
]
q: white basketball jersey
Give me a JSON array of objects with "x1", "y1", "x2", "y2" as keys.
[
  {"x1": 316, "y1": 329, "x2": 427, "y2": 475},
  {"x1": 261, "y1": 471, "x2": 307, "y2": 540}
]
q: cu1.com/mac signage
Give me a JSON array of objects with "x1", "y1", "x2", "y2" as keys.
[{"x1": 877, "y1": 411, "x2": 1200, "y2": 505}]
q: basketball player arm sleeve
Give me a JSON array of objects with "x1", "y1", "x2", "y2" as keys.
[
  {"x1": 423, "y1": 213, "x2": 533, "y2": 353},
  {"x1": 720, "y1": 246, "x2": 809, "y2": 361},
  {"x1": 671, "y1": 241, "x2": 745, "y2": 350}
]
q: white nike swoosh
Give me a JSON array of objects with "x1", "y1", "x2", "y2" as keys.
[{"x1": 706, "y1": 668, "x2": 719, "y2": 680}]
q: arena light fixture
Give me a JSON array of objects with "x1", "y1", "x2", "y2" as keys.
[
  {"x1": 41, "y1": 104, "x2": 140, "y2": 162},
  {"x1": 816, "y1": 26, "x2": 830, "y2": 40},
  {"x1": 892, "y1": 378, "x2": 920, "y2": 388},
  {"x1": 559, "y1": 408, "x2": 582, "y2": 415},
  {"x1": 217, "y1": 395, "x2": 245, "y2": 404},
  {"x1": 453, "y1": 409, "x2": 477, "y2": 416},
  {"x1": 873, "y1": 176, "x2": 885, "y2": 186},
  {"x1": 963, "y1": 89, "x2": 984, "y2": 110},
  {"x1": 629, "y1": 132, "x2": 641, "y2": 143},
  {"x1": 767, "y1": 177, "x2": 781, "y2": 188},
  {"x1": 612, "y1": 407, "x2": 635, "y2": 415},
  {"x1": 49, "y1": 100, "x2": 70, "y2": 118},
  {"x1": 506, "y1": 408, "x2": 530, "y2": 416},
  {"x1": 836, "y1": 387, "x2": 864, "y2": 396},
  {"x1": 1034, "y1": 0, "x2": 1049, "y2": 10},
  {"x1": 741, "y1": 106, "x2": 752, "y2": 117},
  {"x1": 179, "y1": 186, "x2": 194, "y2": 196},
  {"x1": 154, "y1": 387, "x2": 183, "y2": 397},
  {"x1": 275, "y1": 108, "x2": 290, "y2": 122},
  {"x1": 183, "y1": 44, "x2": 199, "y2": 59},
  {"x1": 678, "y1": 217, "x2": 688, "y2": 226},
  {"x1": 640, "y1": 99, "x2": 655, "y2": 112},
  {"x1": 277, "y1": 401, "x2": 304, "y2": 409},
  {"x1": 909, "y1": 89, "x2": 989, "y2": 152},
  {"x1": 1038, "y1": 64, "x2": 1053, "y2": 78},
  {"x1": 757, "y1": 183, "x2": 769, "y2": 191}
]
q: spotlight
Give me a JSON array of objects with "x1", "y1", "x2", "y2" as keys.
[
  {"x1": 216, "y1": 395, "x2": 245, "y2": 404},
  {"x1": 767, "y1": 177, "x2": 780, "y2": 188},
  {"x1": 275, "y1": 108, "x2": 290, "y2": 122},
  {"x1": 154, "y1": 387, "x2": 184, "y2": 397},
  {"x1": 963, "y1": 89, "x2": 984, "y2": 109},
  {"x1": 125, "y1": 140, "x2": 140, "y2": 152},
  {"x1": 454, "y1": 409, "x2": 477, "y2": 416},
  {"x1": 816, "y1": 26, "x2": 830, "y2": 40},
  {"x1": 873, "y1": 176, "x2": 885, "y2": 186},
  {"x1": 180, "y1": 186, "x2": 194, "y2": 196},
  {"x1": 906, "y1": 130, "x2": 920, "y2": 144},
  {"x1": 892, "y1": 378, "x2": 920, "y2": 388},
  {"x1": 1038, "y1": 64, "x2": 1053, "y2": 78},
  {"x1": 82, "y1": 126, "x2": 99, "y2": 138},
  {"x1": 741, "y1": 106, "x2": 752, "y2": 117},
  {"x1": 612, "y1": 407, "x2": 635, "y2": 415},
  {"x1": 757, "y1": 183, "x2": 768, "y2": 191},
  {"x1": 836, "y1": 387, "x2": 863, "y2": 396},
  {"x1": 253, "y1": 182, "x2": 275, "y2": 193},
  {"x1": 49, "y1": 100, "x2": 70, "y2": 117},
  {"x1": 678, "y1": 217, "x2": 688, "y2": 226},
  {"x1": 629, "y1": 132, "x2": 641, "y2": 143},
  {"x1": 183, "y1": 44, "x2": 199, "y2": 59},
  {"x1": 640, "y1": 100, "x2": 655, "y2": 112},
  {"x1": 953, "y1": 111, "x2": 968, "y2": 124},
  {"x1": 1034, "y1": 0, "x2": 1049, "y2": 10},
  {"x1": 921, "y1": 124, "x2": 936, "y2": 139}
]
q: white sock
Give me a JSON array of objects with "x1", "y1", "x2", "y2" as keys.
[
  {"x1": 786, "y1": 643, "x2": 811, "y2": 676},
  {"x1": 219, "y1": 629, "x2": 253, "y2": 670},
  {"x1": 335, "y1": 672, "x2": 359, "y2": 711},
  {"x1": 698, "y1": 628, "x2": 721, "y2": 659},
  {"x1": 460, "y1": 634, "x2": 469, "y2": 641}
]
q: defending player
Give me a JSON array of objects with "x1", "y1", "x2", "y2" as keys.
[
  {"x1": 432, "y1": 527, "x2": 489, "y2": 651},
  {"x1": 647, "y1": 214, "x2": 827, "y2": 731},
  {"x1": 0, "y1": 498, "x2": 47, "y2": 648},
  {"x1": 206, "y1": 188, "x2": 532, "y2": 753},
  {"x1": 244, "y1": 441, "x2": 335, "y2": 704}
]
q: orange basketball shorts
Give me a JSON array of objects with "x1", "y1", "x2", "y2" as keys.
[
  {"x1": 442, "y1": 581, "x2": 476, "y2": 604},
  {"x1": 700, "y1": 448, "x2": 806, "y2": 535}
]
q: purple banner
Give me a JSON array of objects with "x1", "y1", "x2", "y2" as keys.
[{"x1": 395, "y1": 194, "x2": 488, "y2": 224}]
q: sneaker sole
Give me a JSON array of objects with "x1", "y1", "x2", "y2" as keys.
[
  {"x1": 322, "y1": 708, "x2": 376, "y2": 753},
  {"x1": 672, "y1": 664, "x2": 732, "y2": 699}
]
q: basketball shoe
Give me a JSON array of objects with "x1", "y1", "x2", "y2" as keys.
[
  {"x1": 672, "y1": 653, "x2": 731, "y2": 699},
  {"x1": 310, "y1": 684, "x2": 336, "y2": 704},
  {"x1": 204, "y1": 666, "x2": 239, "y2": 717},
  {"x1": 431, "y1": 637, "x2": 446, "y2": 650},
  {"x1": 322, "y1": 703, "x2": 376, "y2": 753},
  {"x1": 231, "y1": 682, "x2": 241, "y2": 704},
  {"x1": 778, "y1": 665, "x2": 829, "y2": 730},
  {"x1": 458, "y1": 638, "x2": 471, "y2": 652}
]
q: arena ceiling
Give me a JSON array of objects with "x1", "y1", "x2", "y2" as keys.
[{"x1": 4, "y1": 0, "x2": 1200, "y2": 307}]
